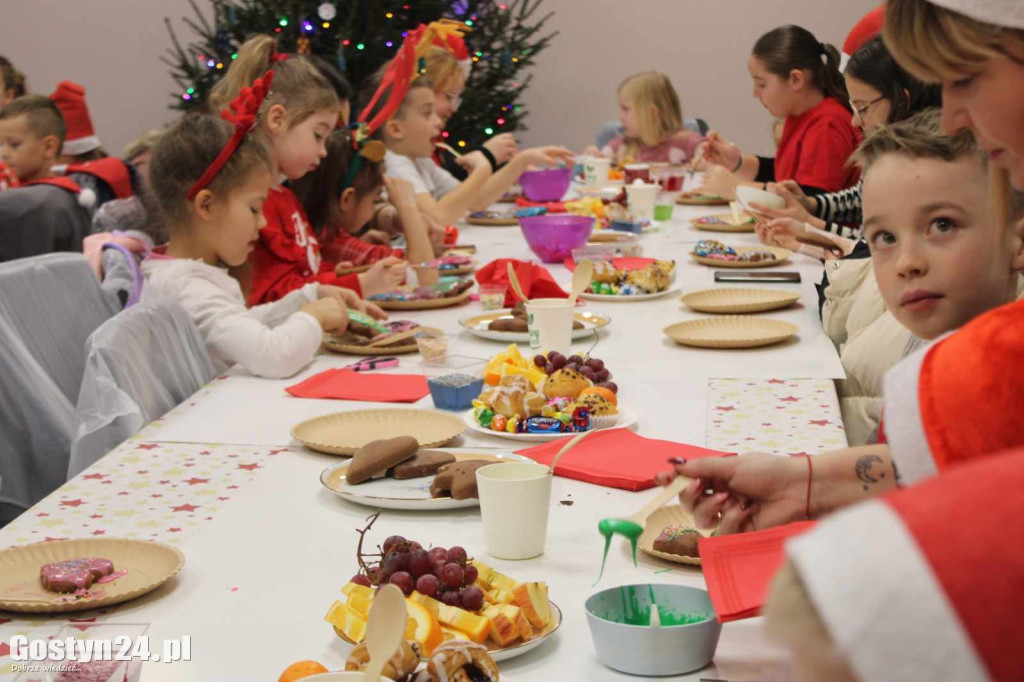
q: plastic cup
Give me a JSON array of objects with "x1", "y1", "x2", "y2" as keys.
[
  {"x1": 411, "y1": 264, "x2": 440, "y2": 286},
  {"x1": 476, "y1": 462, "x2": 553, "y2": 559},
  {"x1": 625, "y1": 182, "x2": 659, "y2": 222},
  {"x1": 415, "y1": 331, "x2": 451, "y2": 362},
  {"x1": 525, "y1": 298, "x2": 574, "y2": 354},
  {"x1": 583, "y1": 157, "x2": 612, "y2": 187},
  {"x1": 623, "y1": 164, "x2": 651, "y2": 185},
  {"x1": 421, "y1": 355, "x2": 486, "y2": 411},
  {"x1": 654, "y1": 193, "x2": 678, "y2": 221},
  {"x1": 478, "y1": 283, "x2": 507, "y2": 311},
  {"x1": 654, "y1": 165, "x2": 686, "y2": 193}
]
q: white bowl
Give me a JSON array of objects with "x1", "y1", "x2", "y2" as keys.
[{"x1": 736, "y1": 185, "x2": 785, "y2": 211}]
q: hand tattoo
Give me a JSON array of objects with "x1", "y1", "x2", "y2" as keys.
[{"x1": 854, "y1": 454, "x2": 886, "y2": 491}]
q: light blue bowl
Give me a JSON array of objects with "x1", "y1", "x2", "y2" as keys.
[{"x1": 585, "y1": 583, "x2": 721, "y2": 676}]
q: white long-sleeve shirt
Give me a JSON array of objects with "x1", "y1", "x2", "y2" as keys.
[{"x1": 141, "y1": 257, "x2": 322, "y2": 379}]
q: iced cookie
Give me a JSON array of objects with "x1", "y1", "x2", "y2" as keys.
[
  {"x1": 390, "y1": 450, "x2": 456, "y2": 480},
  {"x1": 430, "y1": 460, "x2": 493, "y2": 500},
  {"x1": 346, "y1": 436, "x2": 419, "y2": 485}
]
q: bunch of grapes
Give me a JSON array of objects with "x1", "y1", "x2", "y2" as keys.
[
  {"x1": 533, "y1": 352, "x2": 617, "y2": 394},
  {"x1": 351, "y1": 536, "x2": 485, "y2": 611}
]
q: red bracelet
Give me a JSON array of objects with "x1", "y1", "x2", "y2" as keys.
[{"x1": 801, "y1": 454, "x2": 813, "y2": 520}]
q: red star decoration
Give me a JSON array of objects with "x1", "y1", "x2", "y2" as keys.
[
  {"x1": 44, "y1": 536, "x2": 67, "y2": 542},
  {"x1": 768, "y1": 379, "x2": 787, "y2": 384},
  {"x1": 237, "y1": 463, "x2": 261, "y2": 471},
  {"x1": 205, "y1": 516, "x2": 214, "y2": 520},
  {"x1": 60, "y1": 498, "x2": 85, "y2": 507},
  {"x1": 809, "y1": 419, "x2": 831, "y2": 426},
  {"x1": 168, "y1": 527, "x2": 183, "y2": 533},
  {"x1": 227, "y1": 485, "x2": 239, "y2": 490},
  {"x1": 82, "y1": 473, "x2": 105, "y2": 480},
  {"x1": 218, "y1": 497, "x2": 229, "y2": 501},
  {"x1": 172, "y1": 503, "x2": 199, "y2": 512},
  {"x1": 761, "y1": 422, "x2": 773, "y2": 427},
  {"x1": 158, "y1": 480, "x2": 170, "y2": 485},
  {"x1": 117, "y1": 491, "x2": 130, "y2": 496},
  {"x1": 137, "y1": 444, "x2": 159, "y2": 450},
  {"x1": 0, "y1": 641, "x2": 10, "y2": 657},
  {"x1": 779, "y1": 396, "x2": 799, "y2": 402},
  {"x1": 715, "y1": 406, "x2": 736, "y2": 412},
  {"x1": 89, "y1": 514, "x2": 103, "y2": 519},
  {"x1": 91, "y1": 530, "x2": 106, "y2": 536},
  {"x1": 37, "y1": 512, "x2": 49, "y2": 517},
  {"x1": 137, "y1": 470, "x2": 149, "y2": 475},
  {"x1": 151, "y1": 494, "x2": 163, "y2": 499},
  {"x1": 184, "y1": 478, "x2": 209, "y2": 486},
  {"x1": 200, "y1": 451, "x2": 212, "y2": 456},
  {"x1": 268, "y1": 449, "x2": 288, "y2": 455},
  {"x1": 101, "y1": 480, "x2": 113, "y2": 485}
]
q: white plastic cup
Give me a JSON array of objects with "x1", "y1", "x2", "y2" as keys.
[
  {"x1": 525, "y1": 297, "x2": 574, "y2": 354},
  {"x1": 583, "y1": 157, "x2": 612, "y2": 187},
  {"x1": 476, "y1": 462, "x2": 553, "y2": 560},
  {"x1": 626, "y1": 182, "x2": 659, "y2": 221}
]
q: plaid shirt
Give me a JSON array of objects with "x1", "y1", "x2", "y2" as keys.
[{"x1": 322, "y1": 231, "x2": 403, "y2": 267}]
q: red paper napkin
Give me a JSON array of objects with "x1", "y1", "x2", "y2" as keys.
[
  {"x1": 514, "y1": 198, "x2": 567, "y2": 213},
  {"x1": 285, "y1": 369, "x2": 428, "y2": 403},
  {"x1": 564, "y1": 257, "x2": 656, "y2": 272},
  {"x1": 514, "y1": 428, "x2": 730, "y2": 491},
  {"x1": 475, "y1": 258, "x2": 569, "y2": 308},
  {"x1": 698, "y1": 521, "x2": 817, "y2": 622}
]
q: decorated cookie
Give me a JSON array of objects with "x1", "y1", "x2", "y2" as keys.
[
  {"x1": 389, "y1": 450, "x2": 457, "y2": 480},
  {"x1": 346, "y1": 436, "x2": 419, "y2": 485},
  {"x1": 653, "y1": 524, "x2": 701, "y2": 558},
  {"x1": 431, "y1": 460, "x2": 494, "y2": 500}
]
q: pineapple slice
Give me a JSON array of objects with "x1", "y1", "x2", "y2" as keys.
[
  {"x1": 512, "y1": 582, "x2": 551, "y2": 630},
  {"x1": 440, "y1": 625, "x2": 473, "y2": 643},
  {"x1": 471, "y1": 560, "x2": 520, "y2": 593},
  {"x1": 346, "y1": 591, "x2": 373, "y2": 618},
  {"x1": 341, "y1": 582, "x2": 375, "y2": 600},
  {"x1": 408, "y1": 591, "x2": 491, "y2": 644},
  {"x1": 324, "y1": 601, "x2": 367, "y2": 643}
]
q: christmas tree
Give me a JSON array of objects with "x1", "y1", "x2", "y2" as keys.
[{"x1": 163, "y1": 0, "x2": 558, "y2": 149}]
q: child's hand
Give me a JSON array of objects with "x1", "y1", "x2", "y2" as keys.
[
  {"x1": 301, "y1": 298, "x2": 350, "y2": 333},
  {"x1": 702, "y1": 131, "x2": 742, "y2": 171},
  {"x1": 422, "y1": 212, "x2": 447, "y2": 253},
  {"x1": 455, "y1": 150, "x2": 491, "y2": 173},
  {"x1": 362, "y1": 229, "x2": 393, "y2": 246},
  {"x1": 768, "y1": 180, "x2": 817, "y2": 214},
  {"x1": 581, "y1": 145, "x2": 602, "y2": 158},
  {"x1": 358, "y1": 256, "x2": 407, "y2": 298},
  {"x1": 761, "y1": 217, "x2": 807, "y2": 251},
  {"x1": 334, "y1": 261, "x2": 356, "y2": 274},
  {"x1": 697, "y1": 165, "x2": 738, "y2": 200},
  {"x1": 318, "y1": 284, "x2": 388, "y2": 320},
  {"x1": 383, "y1": 175, "x2": 418, "y2": 208},
  {"x1": 518, "y1": 145, "x2": 575, "y2": 169},
  {"x1": 750, "y1": 192, "x2": 815, "y2": 224},
  {"x1": 484, "y1": 133, "x2": 519, "y2": 165},
  {"x1": 372, "y1": 204, "x2": 401, "y2": 235}
]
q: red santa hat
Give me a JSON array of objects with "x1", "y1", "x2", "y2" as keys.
[
  {"x1": 50, "y1": 81, "x2": 101, "y2": 156},
  {"x1": 785, "y1": 448, "x2": 1024, "y2": 682},
  {"x1": 925, "y1": 0, "x2": 1024, "y2": 30},
  {"x1": 66, "y1": 158, "x2": 134, "y2": 200},
  {"x1": 882, "y1": 299, "x2": 1024, "y2": 486},
  {"x1": 435, "y1": 33, "x2": 472, "y2": 79},
  {"x1": 841, "y1": 6, "x2": 884, "y2": 71}
]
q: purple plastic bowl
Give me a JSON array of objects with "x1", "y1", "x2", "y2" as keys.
[
  {"x1": 519, "y1": 167, "x2": 573, "y2": 202},
  {"x1": 519, "y1": 215, "x2": 596, "y2": 263}
]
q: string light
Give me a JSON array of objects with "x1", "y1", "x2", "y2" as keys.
[
  {"x1": 386, "y1": 12, "x2": 393, "y2": 18},
  {"x1": 356, "y1": 43, "x2": 365, "y2": 50},
  {"x1": 187, "y1": 88, "x2": 195, "y2": 94},
  {"x1": 322, "y1": 21, "x2": 330, "y2": 28},
  {"x1": 497, "y1": 117, "x2": 505, "y2": 125},
  {"x1": 442, "y1": 131, "x2": 450, "y2": 138},
  {"x1": 386, "y1": 41, "x2": 393, "y2": 47},
  {"x1": 302, "y1": 21, "x2": 314, "y2": 33},
  {"x1": 465, "y1": 20, "x2": 474, "y2": 26},
  {"x1": 216, "y1": 62, "x2": 224, "y2": 69},
  {"x1": 484, "y1": 127, "x2": 493, "y2": 135},
  {"x1": 512, "y1": 57, "x2": 519, "y2": 62},
  {"x1": 231, "y1": 53, "x2": 238, "y2": 60},
  {"x1": 458, "y1": 140, "x2": 467, "y2": 147},
  {"x1": 343, "y1": 39, "x2": 351, "y2": 46},
  {"x1": 207, "y1": 59, "x2": 215, "y2": 67},
  {"x1": 182, "y1": 93, "x2": 192, "y2": 101},
  {"x1": 278, "y1": 17, "x2": 288, "y2": 26}
]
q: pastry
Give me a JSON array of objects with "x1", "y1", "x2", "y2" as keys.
[
  {"x1": 487, "y1": 317, "x2": 529, "y2": 332},
  {"x1": 431, "y1": 460, "x2": 492, "y2": 500},
  {"x1": 575, "y1": 393, "x2": 617, "y2": 416},
  {"x1": 390, "y1": 450, "x2": 457, "y2": 480},
  {"x1": 652, "y1": 524, "x2": 701, "y2": 558},
  {"x1": 40, "y1": 557, "x2": 115, "y2": 593},
  {"x1": 592, "y1": 260, "x2": 618, "y2": 284},
  {"x1": 346, "y1": 436, "x2": 419, "y2": 485},
  {"x1": 416, "y1": 641, "x2": 500, "y2": 682},
  {"x1": 346, "y1": 640, "x2": 421, "y2": 682},
  {"x1": 542, "y1": 368, "x2": 592, "y2": 400}
]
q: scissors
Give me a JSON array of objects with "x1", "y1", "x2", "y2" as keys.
[{"x1": 342, "y1": 356, "x2": 400, "y2": 372}]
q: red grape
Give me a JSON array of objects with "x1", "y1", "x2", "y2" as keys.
[
  {"x1": 460, "y1": 585, "x2": 485, "y2": 611},
  {"x1": 586, "y1": 358, "x2": 604, "y2": 371},
  {"x1": 350, "y1": 574, "x2": 372, "y2": 588},
  {"x1": 428, "y1": 547, "x2": 448, "y2": 563},
  {"x1": 408, "y1": 549, "x2": 432, "y2": 577},
  {"x1": 382, "y1": 535, "x2": 406, "y2": 555},
  {"x1": 605, "y1": 381, "x2": 618, "y2": 394},
  {"x1": 463, "y1": 564, "x2": 479, "y2": 585},
  {"x1": 432, "y1": 560, "x2": 446, "y2": 579},
  {"x1": 389, "y1": 571, "x2": 414, "y2": 596},
  {"x1": 446, "y1": 546, "x2": 468, "y2": 565},
  {"x1": 549, "y1": 354, "x2": 567, "y2": 370},
  {"x1": 579, "y1": 367, "x2": 597, "y2": 381},
  {"x1": 384, "y1": 552, "x2": 409, "y2": 576},
  {"x1": 533, "y1": 354, "x2": 547, "y2": 368},
  {"x1": 568, "y1": 355, "x2": 583, "y2": 365},
  {"x1": 408, "y1": 541, "x2": 423, "y2": 552},
  {"x1": 595, "y1": 369, "x2": 610, "y2": 383},
  {"x1": 442, "y1": 563, "x2": 464, "y2": 588},
  {"x1": 546, "y1": 365, "x2": 557, "y2": 375},
  {"x1": 416, "y1": 574, "x2": 440, "y2": 598},
  {"x1": 440, "y1": 591, "x2": 462, "y2": 607}
]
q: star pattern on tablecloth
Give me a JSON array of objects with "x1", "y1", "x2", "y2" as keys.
[{"x1": 705, "y1": 379, "x2": 848, "y2": 456}]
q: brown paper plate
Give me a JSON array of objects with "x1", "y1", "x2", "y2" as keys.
[
  {"x1": 690, "y1": 212, "x2": 756, "y2": 233},
  {"x1": 292, "y1": 409, "x2": 466, "y2": 456},
  {"x1": 0, "y1": 538, "x2": 184, "y2": 613},
  {"x1": 587, "y1": 231, "x2": 637, "y2": 244},
  {"x1": 681, "y1": 288, "x2": 801, "y2": 314},
  {"x1": 375, "y1": 289, "x2": 473, "y2": 311},
  {"x1": 690, "y1": 246, "x2": 792, "y2": 269},
  {"x1": 467, "y1": 215, "x2": 518, "y2": 227},
  {"x1": 638, "y1": 505, "x2": 710, "y2": 566},
  {"x1": 677, "y1": 194, "x2": 729, "y2": 206},
  {"x1": 321, "y1": 326, "x2": 442, "y2": 356},
  {"x1": 664, "y1": 317, "x2": 798, "y2": 349}
]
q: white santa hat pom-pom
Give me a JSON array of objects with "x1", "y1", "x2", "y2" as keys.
[{"x1": 77, "y1": 188, "x2": 97, "y2": 208}]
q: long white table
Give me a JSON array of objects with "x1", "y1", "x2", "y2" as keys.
[{"x1": 0, "y1": 199, "x2": 845, "y2": 681}]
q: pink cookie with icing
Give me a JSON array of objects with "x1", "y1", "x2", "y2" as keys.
[{"x1": 40, "y1": 557, "x2": 115, "y2": 593}]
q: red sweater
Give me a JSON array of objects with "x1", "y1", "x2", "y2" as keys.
[
  {"x1": 249, "y1": 185, "x2": 362, "y2": 305},
  {"x1": 776, "y1": 97, "x2": 861, "y2": 192}
]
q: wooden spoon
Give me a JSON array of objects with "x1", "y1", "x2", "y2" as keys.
[
  {"x1": 568, "y1": 258, "x2": 593, "y2": 306},
  {"x1": 362, "y1": 583, "x2": 407, "y2": 682},
  {"x1": 507, "y1": 262, "x2": 529, "y2": 302},
  {"x1": 547, "y1": 430, "x2": 595, "y2": 475}
]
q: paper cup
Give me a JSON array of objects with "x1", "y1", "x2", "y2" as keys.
[
  {"x1": 583, "y1": 158, "x2": 612, "y2": 187},
  {"x1": 525, "y1": 298, "x2": 574, "y2": 354},
  {"x1": 476, "y1": 462, "x2": 552, "y2": 560},
  {"x1": 623, "y1": 164, "x2": 651, "y2": 185},
  {"x1": 412, "y1": 264, "x2": 440, "y2": 286},
  {"x1": 626, "y1": 183, "x2": 659, "y2": 221}
]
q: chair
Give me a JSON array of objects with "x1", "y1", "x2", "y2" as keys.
[
  {"x1": 0, "y1": 184, "x2": 92, "y2": 262},
  {"x1": 69, "y1": 300, "x2": 215, "y2": 476}
]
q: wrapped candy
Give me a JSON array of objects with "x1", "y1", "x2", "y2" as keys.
[
  {"x1": 515, "y1": 206, "x2": 547, "y2": 217},
  {"x1": 491, "y1": 414, "x2": 508, "y2": 432},
  {"x1": 523, "y1": 416, "x2": 564, "y2": 434},
  {"x1": 506, "y1": 416, "x2": 519, "y2": 433},
  {"x1": 474, "y1": 403, "x2": 495, "y2": 428}
]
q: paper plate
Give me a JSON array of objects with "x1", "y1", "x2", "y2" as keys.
[
  {"x1": 334, "y1": 600, "x2": 561, "y2": 663},
  {"x1": 320, "y1": 449, "x2": 530, "y2": 510},
  {"x1": 587, "y1": 232, "x2": 637, "y2": 244},
  {"x1": 690, "y1": 246, "x2": 792, "y2": 269},
  {"x1": 459, "y1": 309, "x2": 610, "y2": 342},
  {"x1": 664, "y1": 317, "x2": 798, "y2": 349},
  {"x1": 638, "y1": 505, "x2": 710, "y2": 566},
  {"x1": 321, "y1": 326, "x2": 442, "y2": 356},
  {"x1": 690, "y1": 212, "x2": 756, "y2": 233},
  {"x1": 464, "y1": 406, "x2": 639, "y2": 442},
  {"x1": 677, "y1": 194, "x2": 729, "y2": 206},
  {"x1": 580, "y1": 286, "x2": 678, "y2": 302},
  {"x1": 680, "y1": 288, "x2": 801, "y2": 314},
  {"x1": 375, "y1": 289, "x2": 473, "y2": 311},
  {"x1": 466, "y1": 214, "x2": 518, "y2": 227},
  {"x1": 292, "y1": 409, "x2": 466, "y2": 455},
  {"x1": 0, "y1": 538, "x2": 184, "y2": 613}
]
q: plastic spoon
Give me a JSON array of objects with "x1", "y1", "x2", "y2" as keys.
[
  {"x1": 729, "y1": 201, "x2": 744, "y2": 225},
  {"x1": 568, "y1": 258, "x2": 594, "y2": 306},
  {"x1": 507, "y1": 262, "x2": 529, "y2": 302},
  {"x1": 362, "y1": 583, "x2": 407, "y2": 682},
  {"x1": 547, "y1": 430, "x2": 594, "y2": 475}
]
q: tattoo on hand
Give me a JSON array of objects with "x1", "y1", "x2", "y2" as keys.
[{"x1": 854, "y1": 455, "x2": 886, "y2": 491}]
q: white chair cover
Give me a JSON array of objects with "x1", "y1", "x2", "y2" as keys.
[{"x1": 69, "y1": 300, "x2": 215, "y2": 477}]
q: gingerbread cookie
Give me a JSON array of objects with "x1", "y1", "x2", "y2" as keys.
[
  {"x1": 390, "y1": 450, "x2": 456, "y2": 480},
  {"x1": 346, "y1": 436, "x2": 419, "y2": 485},
  {"x1": 652, "y1": 524, "x2": 701, "y2": 558},
  {"x1": 430, "y1": 460, "x2": 493, "y2": 500}
]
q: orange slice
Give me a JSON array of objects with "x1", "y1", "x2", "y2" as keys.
[{"x1": 406, "y1": 600, "x2": 443, "y2": 655}]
